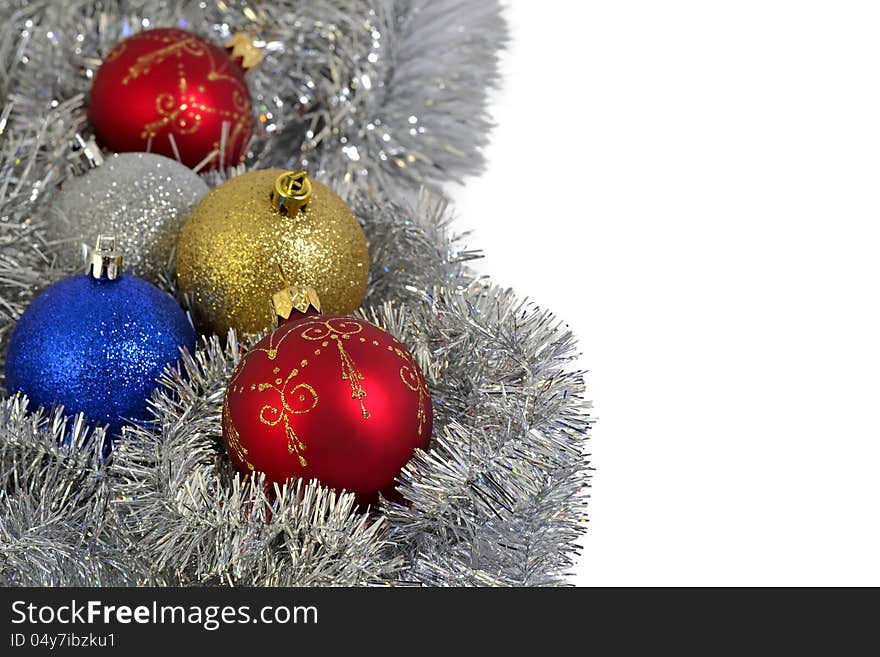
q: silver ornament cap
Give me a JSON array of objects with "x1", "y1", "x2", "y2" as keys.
[
  {"x1": 67, "y1": 134, "x2": 105, "y2": 176},
  {"x1": 88, "y1": 235, "x2": 123, "y2": 280}
]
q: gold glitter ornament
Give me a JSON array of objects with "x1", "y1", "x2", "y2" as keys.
[{"x1": 175, "y1": 169, "x2": 369, "y2": 337}]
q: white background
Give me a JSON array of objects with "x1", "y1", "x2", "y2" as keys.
[{"x1": 454, "y1": 1, "x2": 880, "y2": 585}]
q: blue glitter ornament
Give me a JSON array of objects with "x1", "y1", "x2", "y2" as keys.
[{"x1": 5, "y1": 237, "x2": 196, "y2": 437}]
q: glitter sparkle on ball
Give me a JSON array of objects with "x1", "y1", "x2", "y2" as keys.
[
  {"x1": 5, "y1": 237, "x2": 196, "y2": 438},
  {"x1": 49, "y1": 151, "x2": 209, "y2": 281},
  {"x1": 176, "y1": 169, "x2": 369, "y2": 337}
]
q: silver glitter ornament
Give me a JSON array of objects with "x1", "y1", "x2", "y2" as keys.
[{"x1": 49, "y1": 152, "x2": 210, "y2": 281}]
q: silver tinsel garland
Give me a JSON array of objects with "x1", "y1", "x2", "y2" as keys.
[
  {"x1": 1, "y1": 0, "x2": 507, "y2": 197},
  {"x1": 0, "y1": 0, "x2": 591, "y2": 586}
]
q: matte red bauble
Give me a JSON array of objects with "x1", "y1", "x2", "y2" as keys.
[
  {"x1": 89, "y1": 28, "x2": 255, "y2": 169},
  {"x1": 222, "y1": 302, "x2": 432, "y2": 503}
]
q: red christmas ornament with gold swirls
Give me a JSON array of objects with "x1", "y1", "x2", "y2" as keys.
[
  {"x1": 222, "y1": 280, "x2": 432, "y2": 503},
  {"x1": 89, "y1": 28, "x2": 261, "y2": 170}
]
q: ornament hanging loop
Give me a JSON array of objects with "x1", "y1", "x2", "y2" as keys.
[
  {"x1": 88, "y1": 235, "x2": 123, "y2": 280},
  {"x1": 270, "y1": 170, "x2": 312, "y2": 216}
]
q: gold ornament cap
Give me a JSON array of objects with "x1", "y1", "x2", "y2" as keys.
[
  {"x1": 270, "y1": 170, "x2": 313, "y2": 216},
  {"x1": 88, "y1": 235, "x2": 123, "y2": 280},
  {"x1": 225, "y1": 32, "x2": 264, "y2": 72},
  {"x1": 272, "y1": 264, "x2": 322, "y2": 323}
]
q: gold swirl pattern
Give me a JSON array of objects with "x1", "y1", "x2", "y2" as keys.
[
  {"x1": 103, "y1": 42, "x2": 126, "y2": 63},
  {"x1": 226, "y1": 317, "x2": 429, "y2": 474},
  {"x1": 117, "y1": 31, "x2": 250, "y2": 156},
  {"x1": 223, "y1": 395, "x2": 253, "y2": 471},
  {"x1": 256, "y1": 377, "x2": 318, "y2": 467},
  {"x1": 297, "y1": 319, "x2": 370, "y2": 419},
  {"x1": 400, "y1": 364, "x2": 429, "y2": 437},
  {"x1": 121, "y1": 36, "x2": 207, "y2": 84}
]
